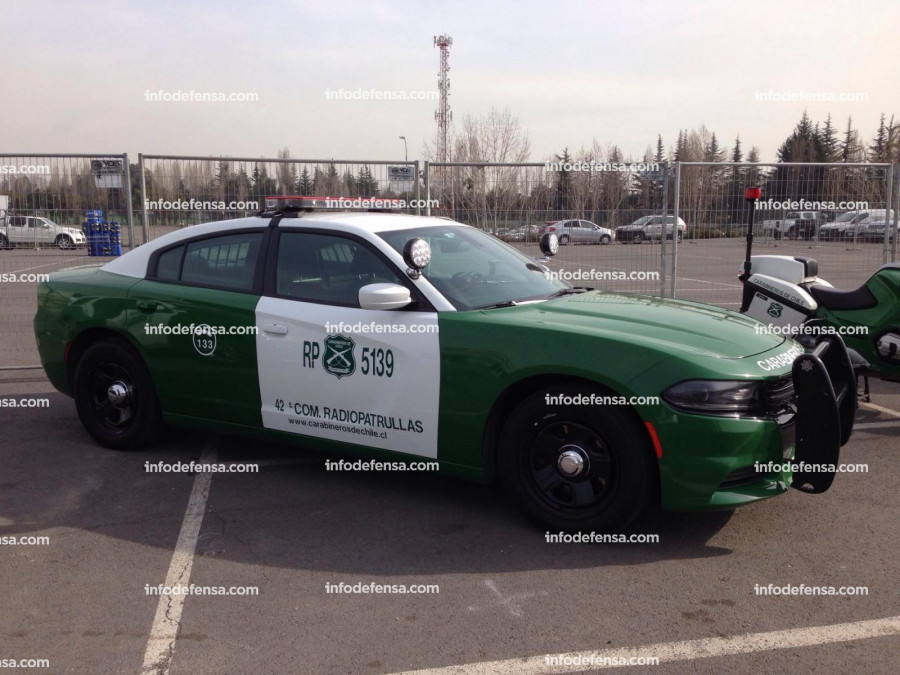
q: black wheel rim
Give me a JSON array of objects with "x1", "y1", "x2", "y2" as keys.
[
  {"x1": 87, "y1": 361, "x2": 136, "y2": 433},
  {"x1": 526, "y1": 420, "x2": 616, "y2": 514}
]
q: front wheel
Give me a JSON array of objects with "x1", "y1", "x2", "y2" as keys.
[
  {"x1": 600, "y1": 234, "x2": 611, "y2": 245},
  {"x1": 498, "y1": 385, "x2": 657, "y2": 532},
  {"x1": 559, "y1": 235, "x2": 570, "y2": 245},
  {"x1": 56, "y1": 235, "x2": 73, "y2": 250},
  {"x1": 73, "y1": 338, "x2": 161, "y2": 450},
  {"x1": 0, "y1": 234, "x2": 9, "y2": 250}
]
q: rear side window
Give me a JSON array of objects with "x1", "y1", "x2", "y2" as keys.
[{"x1": 155, "y1": 246, "x2": 184, "y2": 281}]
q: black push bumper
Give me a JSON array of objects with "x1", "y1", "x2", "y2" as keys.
[{"x1": 791, "y1": 334, "x2": 857, "y2": 493}]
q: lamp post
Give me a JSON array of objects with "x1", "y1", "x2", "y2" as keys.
[{"x1": 399, "y1": 136, "x2": 408, "y2": 162}]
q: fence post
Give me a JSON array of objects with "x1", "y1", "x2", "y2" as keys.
[
  {"x1": 659, "y1": 162, "x2": 669, "y2": 297},
  {"x1": 122, "y1": 153, "x2": 135, "y2": 251},
  {"x1": 892, "y1": 163, "x2": 899, "y2": 262},
  {"x1": 670, "y1": 161, "x2": 681, "y2": 298},
  {"x1": 138, "y1": 153, "x2": 149, "y2": 245},
  {"x1": 414, "y1": 160, "x2": 421, "y2": 215},
  {"x1": 424, "y1": 161, "x2": 431, "y2": 216}
]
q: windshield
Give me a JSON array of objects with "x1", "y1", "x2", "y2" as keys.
[
  {"x1": 378, "y1": 225, "x2": 567, "y2": 310},
  {"x1": 834, "y1": 212, "x2": 863, "y2": 223},
  {"x1": 630, "y1": 216, "x2": 652, "y2": 226}
]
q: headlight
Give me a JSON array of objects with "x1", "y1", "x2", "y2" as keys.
[{"x1": 663, "y1": 380, "x2": 765, "y2": 416}]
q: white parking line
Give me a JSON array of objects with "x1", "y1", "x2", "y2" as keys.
[
  {"x1": 6, "y1": 257, "x2": 82, "y2": 274},
  {"x1": 854, "y1": 421, "x2": 900, "y2": 431},
  {"x1": 860, "y1": 401, "x2": 900, "y2": 419},
  {"x1": 391, "y1": 615, "x2": 900, "y2": 674},
  {"x1": 677, "y1": 276, "x2": 743, "y2": 289},
  {"x1": 140, "y1": 439, "x2": 217, "y2": 675}
]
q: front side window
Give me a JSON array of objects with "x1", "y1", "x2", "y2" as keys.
[{"x1": 275, "y1": 231, "x2": 404, "y2": 306}]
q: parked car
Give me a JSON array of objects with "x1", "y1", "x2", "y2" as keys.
[
  {"x1": 776, "y1": 211, "x2": 820, "y2": 240},
  {"x1": 862, "y1": 216, "x2": 898, "y2": 242},
  {"x1": 0, "y1": 215, "x2": 86, "y2": 250},
  {"x1": 538, "y1": 219, "x2": 614, "y2": 245},
  {"x1": 33, "y1": 202, "x2": 845, "y2": 532},
  {"x1": 840, "y1": 210, "x2": 895, "y2": 242},
  {"x1": 616, "y1": 216, "x2": 686, "y2": 244}
]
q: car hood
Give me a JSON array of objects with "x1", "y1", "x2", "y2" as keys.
[
  {"x1": 59, "y1": 226, "x2": 85, "y2": 236},
  {"x1": 493, "y1": 291, "x2": 789, "y2": 359}
]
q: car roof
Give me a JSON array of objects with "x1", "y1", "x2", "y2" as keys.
[{"x1": 101, "y1": 212, "x2": 461, "y2": 279}]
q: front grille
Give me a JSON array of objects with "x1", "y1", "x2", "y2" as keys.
[
  {"x1": 763, "y1": 375, "x2": 796, "y2": 417},
  {"x1": 719, "y1": 465, "x2": 766, "y2": 489}
]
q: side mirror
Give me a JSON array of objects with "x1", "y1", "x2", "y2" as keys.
[
  {"x1": 539, "y1": 232, "x2": 558, "y2": 257},
  {"x1": 43, "y1": 223, "x2": 51, "y2": 229},
  {"x1": 358, "y1": 283, "x2": 413, "y2": 310}
]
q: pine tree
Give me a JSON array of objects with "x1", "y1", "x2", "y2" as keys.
[
  {"x1": 821, "y1": 115, "x2": 839, "y2": 162},
  {"x1": 655, "y1": 135, "x2": 665, "y2": 164},
  {"x1": 705, "y1": 133, "x2": 724, "y2": 162},
  {"x1": 841, "y1": 117, "x2": 861, "y2": 162},
  {"x1": 868, "y1": 113, "x2": 888, "y2": 162},
  {"x1": 731, "y1": 136, "x2": 743, "y2": 163}
]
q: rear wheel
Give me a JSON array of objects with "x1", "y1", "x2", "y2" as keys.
[
  {"x1": 73, "y1": 338, "x2": 161, "y2": 450},
  {"x1": 498, "y1": 385, "x2": 657, "y2": 532},
  {"x1": 559, "y1": 234, "x2": 570, "y2": 245},
  {"x1": 0, "y1": 234, "x2": 9, "y2": 250},
  {"x1": 788, "y1": 229, "x2": 798, "y2": 241},
  {"x1": 632, "y1": 232, "x2": 644, "y2": 244}
]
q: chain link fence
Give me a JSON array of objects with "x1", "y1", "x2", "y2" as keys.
[{"x1": 137, "y1": 155, "x2": 421, "y2": 246}]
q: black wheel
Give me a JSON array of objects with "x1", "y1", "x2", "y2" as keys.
[
  {"x1": 559, "y1": 234, "x2": 570, "y2": 245},
  {"x1": 73, "y1": 338, "x2": 161, "y2": 450},
  {"x1": 632, "y1": 232, "x2": 644, "y2": 244},
  {"x1": 787, "y1": 229, "x2": 798, "y2": 241},
  {"x1": 600, "y1": 234, "x2": 611, "y2": 245},
  {"x1": 498, "y1": 385, "x2": 657, "y2": 532},
  {"x1": 56, "y1": 234, "x2": 73, "y2": 250},
  {"x1": 0, "y1": 234, "x2": 8, "y2": 250}
]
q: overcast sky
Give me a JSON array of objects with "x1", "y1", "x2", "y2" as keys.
[{"x1": 3, "y1": 0, "x2": 897, "y2": 163}]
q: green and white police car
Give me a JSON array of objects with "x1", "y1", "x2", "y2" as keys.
[{"x1": 34, "y1": 198, "x2": 856, "y2": 532}]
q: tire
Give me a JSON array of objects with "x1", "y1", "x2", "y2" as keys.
[
  {"x1": 56, "y1": 235, "x2": 73, "y2": 250},
  {"x1": 676, "y1": 233, "x2": 683, "y2": 243},
  {"x1": 632, "y1": 232, "x2": 644, "y2": 244},
  {"x1": 600, "y1": 234, "x2": 611, "y2": 245},
  {"x1": 787, "y1": 229, "x2": 798, "y2": 241},
  {"x1": 497, "y1": 384, "x2": 657, "y2": 532},
  {"x1": 559, "y1": 235, "x2": 570, "y2": 245},
  {"x1": 73, "y1": 338, "x2": 161, "y2": 450},
  {"x1": 0, "y1": 234, "x2": 8, "y2": 250}
]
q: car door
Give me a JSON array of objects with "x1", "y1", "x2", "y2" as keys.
[
  {"x1": 581, "y1": 221, "x2": 599, "y2": 243},
  {"x1": 255, "y1": 229, "x2": 441, "y2": 458},
  {"x1": 33, "y1": 217, "x2": 54, "y2": 245},
  {"x1": 125, "y1": 229, "x2": 267, "y2": 426},
  {"x1": 5, "y1": 216, "x2": 27, "y2": 244}
]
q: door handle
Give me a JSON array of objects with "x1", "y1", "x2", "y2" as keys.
[
  {"x1": 262, "y1": 323, "x2": 288, "y2": 335},
  {"x1": 136, "y1": 300, "x2": 159, "y2": 313}
]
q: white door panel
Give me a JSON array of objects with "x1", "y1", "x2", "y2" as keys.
[{"x1": 256, "y1": 296, "x2": 440, "y2": 458}]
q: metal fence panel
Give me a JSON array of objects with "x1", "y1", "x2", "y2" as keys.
[
  {"x1": 425, "y1": 161, "x2": 670, "y2": 297},
  {"x1": 672, "y1": 161, "x2": 895, "y2": 309},
  {"x1": 137, "y1": 155, "x2": 421, "y2": 246}
]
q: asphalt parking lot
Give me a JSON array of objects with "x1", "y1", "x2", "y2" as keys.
[{"x1": 1, "y1": 238, "x2": 899, "y2": 674}]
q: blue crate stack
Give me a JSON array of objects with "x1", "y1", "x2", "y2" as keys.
[{"x1": 83, "y1": 210, "x2": 122, "y2": 256}]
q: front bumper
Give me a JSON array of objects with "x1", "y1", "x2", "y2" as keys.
[{"x1": 656, "y1": 335, "x2": 855, "y2": 510}]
